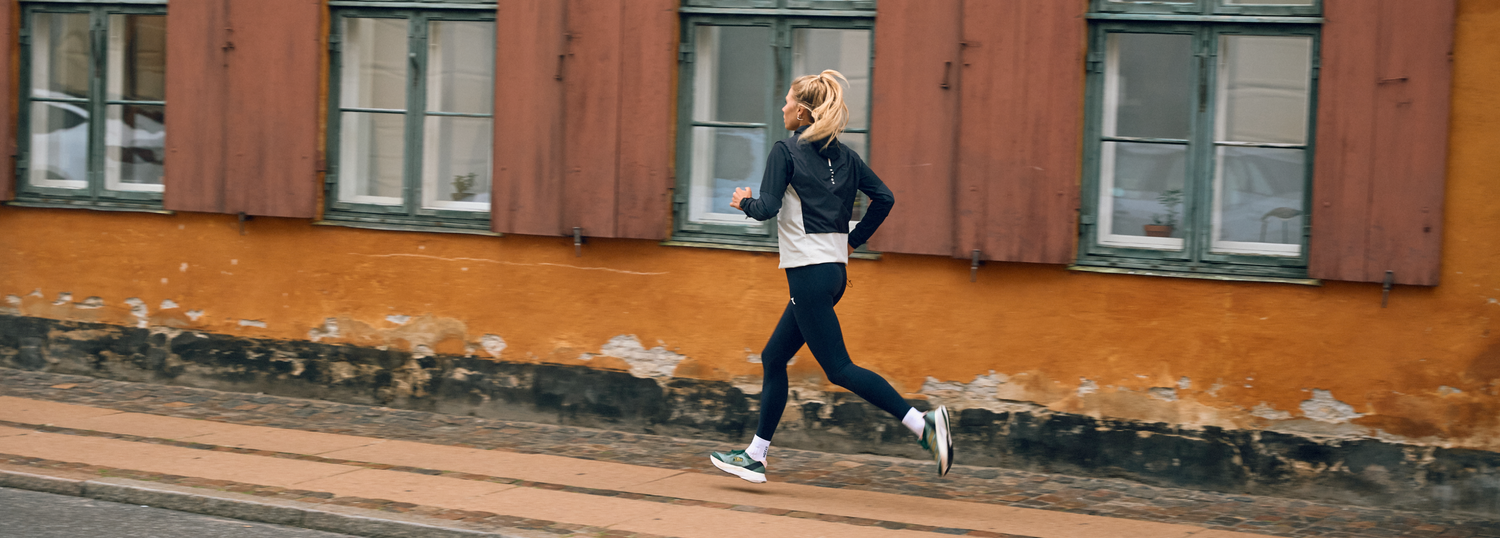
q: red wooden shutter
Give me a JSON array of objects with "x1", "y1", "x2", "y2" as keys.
[
  {"x1": 1310, "y1": 0, "x2": 1455, "y2": 286},
  {"x1": 162, "y1": 0, "x2": 229, "y2": 213},
  {"x1": 865, "y1": 0, "x2": 962, "y2": 257},
  {"x1": 612, "y1": 0, "x2": 676, "y2": 241},
  {"x1": 561, "y1": 0, "x2": 623, "y2": 239},
  {"x1": 221, "y1": 0, "x2": 322, "y2": 219},
  {"x1": 493, "y1": 0, "x2": 567, "y2": 236},
  {"x1": 954, "y1": 0, "x2": 1086, "y2": 263},
  {"x1": 0, "y1": 0, "x2": 15, "y2": 201},
  {"x1": 164, "y1": 0, "x2": 320, "y2": 219}
]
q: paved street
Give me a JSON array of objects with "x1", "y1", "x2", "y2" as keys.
[
  {"x1": 0, "y1": 487, "x2": 359, "y2": 538},
  {"x1": 0, "y1": 368, "x2": 1496, "y2": 538}
]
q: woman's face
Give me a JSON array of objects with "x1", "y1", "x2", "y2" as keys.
[{"x1": 782, "y1": 86, "x2": 805, "y2": 131}]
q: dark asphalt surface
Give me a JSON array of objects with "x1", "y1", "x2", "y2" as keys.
[{"x1": 0, "y1": 487, "x2": 359, "y2": 538}]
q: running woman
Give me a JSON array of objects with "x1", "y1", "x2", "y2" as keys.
[{"x1": 710, "y1": 70, "x2": 953, "y2": 484}]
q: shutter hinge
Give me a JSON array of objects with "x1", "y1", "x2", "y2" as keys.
[
  {"x1": 970, "y1": 249, "x2": 984, "y2": 282},
  {"x1": 1080, "y1": 214, "x2": 1096, "y2": 225},
  {"x1": 329, "y1": 33, "x2": 341, "y2": 52},
  {"x1": 679, "y1": 43, "x2": 693, "y2": 63},
  {"x1": 1381, "y1": 270, "x2": 1395, "y2": 308},
  {"x1": 18, "y1": 27, "x2": 29, "y2": 46},
  {"x1": 1086, "y1": 50, "x2": 1104, "y2": 73}
]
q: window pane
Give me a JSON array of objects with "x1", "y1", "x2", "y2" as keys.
[
  {"x1": 31, "y1": 13, "x2": 92, "y2": 100},
  {"x1": 792, "y1": 28, "x2": 871, "y2": 130},
  {"x1": 839, "y1": 132, "x2": 867, "y2": 164},
  {"x1": 1098, "y1": 141, "x2": 1187, "y2": 249},
  {"x1": 28, "y1": 100, "x2": 89, "y2": 189},
  {"x1": 342, "y1": 17, "x2": 408, "y2": 110},
  {"x1": 1212, "y1": 146, "x2": 1304, "y2": 255},
  {"x1": 422, "y1": 116, "x2": 491, "y2": 211},
  {"x1": 1217, "y1": 35, "x2": 1312, "y2": 144},
  {"x1": 105, "y1": 104, "x2": 164, "y2": 191},
  {"x1": 1104, "y1": 33, "x2": 1193, "y2": 139},
  {"x1": 107, "y1": 15, "x2": 166, "y2": 102},
  {"x1": 693, "y1": 26, "x2": 771, "y2": 124},
  {"x1": 338, "y1": 112, "x2": 405, "y2": 205},
  {"x1": 427, "y1": 21, "x2": 494, "y2": 115},
  {"x1": 688, "y1": 126, "x2": 765, "y2": 225}
]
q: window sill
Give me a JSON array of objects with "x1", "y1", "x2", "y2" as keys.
[
  {"x1": 661, "y1": 239, "x2": 882, "y2": 261},
  {"x1": 1068, "y1": 264, "x2": 1320, "y2": 286},
  {"x1": 4, "y1": 200, "x2": 171, "y2": 215},
  {"x1": 313, "y1": 219, "x2": 501, "y2": 237}
]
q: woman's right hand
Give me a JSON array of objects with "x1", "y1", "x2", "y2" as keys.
[{"x1": 730, "y1": 187, "x2": 752, "y2": 211}]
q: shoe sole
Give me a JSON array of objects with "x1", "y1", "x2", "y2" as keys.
[
  {"x1": 935, "y1": 405, "x2": 952, "y2": 476},
  {"x1": 710, "y1": 456, "x2": 768, "y2": 484}
]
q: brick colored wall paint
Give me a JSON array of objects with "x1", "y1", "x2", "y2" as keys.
[{"x1": 1, "y1": 3, "x2": 1497, "y2": 453}]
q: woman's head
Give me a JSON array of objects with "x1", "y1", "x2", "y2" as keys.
[{"x1": 781, "y1": 70, "x2": 850, "y2": 148}]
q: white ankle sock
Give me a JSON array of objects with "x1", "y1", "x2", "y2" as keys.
[
  {"x1": 902, "y1": 408, "x2": 926, "y2": 437},
  {"x1": 746, "y1": 435, "x2": 771, "y2": 462}
]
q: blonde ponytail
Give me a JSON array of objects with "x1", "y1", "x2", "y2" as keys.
[{"x1": 792, "y1": 69, "x2": 850, "y2": 149}]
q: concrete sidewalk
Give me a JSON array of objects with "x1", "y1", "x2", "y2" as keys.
[
  {"x1": 0, "y1": 396, "x2": 1271, "y2": 538},
  {"x1": 0, "y1": 370, "x2": 1494, "y2": 538}
]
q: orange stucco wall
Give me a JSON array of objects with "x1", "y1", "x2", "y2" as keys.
[{"x1": 2, "y1": 1, "x2": 1497, "y2": 452}]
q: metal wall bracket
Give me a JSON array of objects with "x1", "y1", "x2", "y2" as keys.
[
  {"x1": 970, "y1": 249, "x2": 983, "y2": 282},
  {"x1": 573, "y1": 227, "x2": 585, "y2": 257},
  {"x1": 238, "y1": 212, "x2": 253, "y2": 236},
  {"x1": 1381, "y1": 270, "x2": 1394, "y2": 308}
]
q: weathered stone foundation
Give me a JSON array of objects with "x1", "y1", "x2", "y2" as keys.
[{"x1": 1, "y1": 314, "x2": 1495, "y2": 517}]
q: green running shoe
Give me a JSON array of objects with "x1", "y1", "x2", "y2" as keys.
[
  {"x1": 918, "y1": 405, "x2": 953, "y2": 476},
  {"x1": 709, "y1": 449, "x2": 767, "y2": 483}
]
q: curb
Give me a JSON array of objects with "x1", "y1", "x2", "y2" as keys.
[{"x1": 0, "y1": 469, "x2": 542, "y2": 538}]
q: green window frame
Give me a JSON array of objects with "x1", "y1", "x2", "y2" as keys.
[
  {"x1": 1077, "y1": 17, "x2": 1320, "y2": 280},
  {"x1": 671, "y1": 1, "x2": 875, "y2": 250},
  {"x1": 15, "y1": 1, "x2": 167, "y2": 211},
  {"x1": 325, "y1": 5, "x2": 496, "y2": 232},
  {"x1": 1092, "y1": 0, "x2": 1321, "y2": 18}
]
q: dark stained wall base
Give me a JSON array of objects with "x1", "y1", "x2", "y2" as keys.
[{"x1": 0, "y1": 314, "x2": 1495, "y2": 516}]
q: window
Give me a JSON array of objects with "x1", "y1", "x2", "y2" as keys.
[
  {"x1": 1078, "y1": 1, "x2": 1319, "y2": 278},
  {"x1": 326, "y1": 6, "x2": 495, "y2": 231},
  {"x1": 17, "y1": 2, "x2": 166, "y2": 210},
  {"x1": 672, "y1": 1, "x2": 873, "y2": 248}
]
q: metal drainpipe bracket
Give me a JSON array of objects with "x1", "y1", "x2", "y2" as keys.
[
  {"x1": 574, "y1": 227, "x2": 585, "y2": 257},
  {"x1": 970, "y1": 249, "x2": 983, "y2": 282},
  {"x1": 1381, "y1": 270, "x2": 1394, "y2": 308}
]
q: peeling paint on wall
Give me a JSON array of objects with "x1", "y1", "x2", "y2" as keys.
[
  {"x1": 238, "y1": 319, "x2": 267, "y2": 328},
  {"x1": 1300, "y1": 389, "x2": 1364, "y2": 424},
  {"x1": 186, "y1": 310, "x2": 205, "y2": 322},
  {"x1": 308, "y1": 318, "x2": 339, "y2": 341},
  {"x1": 76, "y1": 297, "x2": 103, "y2": 310},
  {"x1": 124, "y1": 298, "x2": 148, "y2": 328},
  {"x1": 1252, "y1": 402, "x2": 1295, "y2": 420},
  {"x1": 480, "y1": 334, "x2": 506, "y2": 358},
  {"x1": 589, "y1": 335, "x2": 685, "y2": 379},
  {"x1": 1078, "y1": 378, "x2": 1098, "y2": 396},
  {"x1": 160, "y1": 300, "x2": 178, "y2": 310},
  {"x1": 51, "y1": 293, "x2": 71, "y2": 306},
  {"x1": 1148, "y1": 387, "x2": 1179, "y2": 401},
  {"x1": 386, "y1": 315, "x2": 411, "y2": 325}
]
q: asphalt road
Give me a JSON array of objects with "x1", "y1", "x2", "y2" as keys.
[{"x1": 0, "y1": 487, "x2": 361, "y2": 538}]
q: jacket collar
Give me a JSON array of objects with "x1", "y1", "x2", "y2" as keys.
[{"x1": 793, "y1": 125, "x2": 842, "y2": 159}]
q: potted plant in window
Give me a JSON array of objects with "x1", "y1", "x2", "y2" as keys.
[
  {"x1": 451, "y1": 173, "x2": 477, "y2": 201},
  {"x1": 1144, "y1": 189, "x2": 1183, "y2": 238}
]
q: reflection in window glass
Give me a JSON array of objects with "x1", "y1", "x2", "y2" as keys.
[
  {"x1": 1099, "y1": 142, "x2": 1187, "y2": 250},
  {"x1": 1104, "y1": 33, "x2": 1193, "y2": 140},
  {"x1": 1216, "y1": 35, "x2": 1312, "y2": 145},
  {"x1": 422, "y1": 21, "x2": 494, "y2": 212},
  {"x1": 689, "y1": 26, "x2": 772, "y2": 226},
  {"x1": 31, "y1": 13, "x2": 91, "y2": 100},
  {"x1": 341, "y1": 18, "x2": 408, "y2": 110}
]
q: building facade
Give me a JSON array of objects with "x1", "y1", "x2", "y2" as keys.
[{"x1": 0, "y1": 0, "x2": 1495, "y2": 515}]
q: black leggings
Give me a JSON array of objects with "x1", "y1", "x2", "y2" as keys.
[{"x1": 755, "y1": 262, "x2": 913, "y2": 440}]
